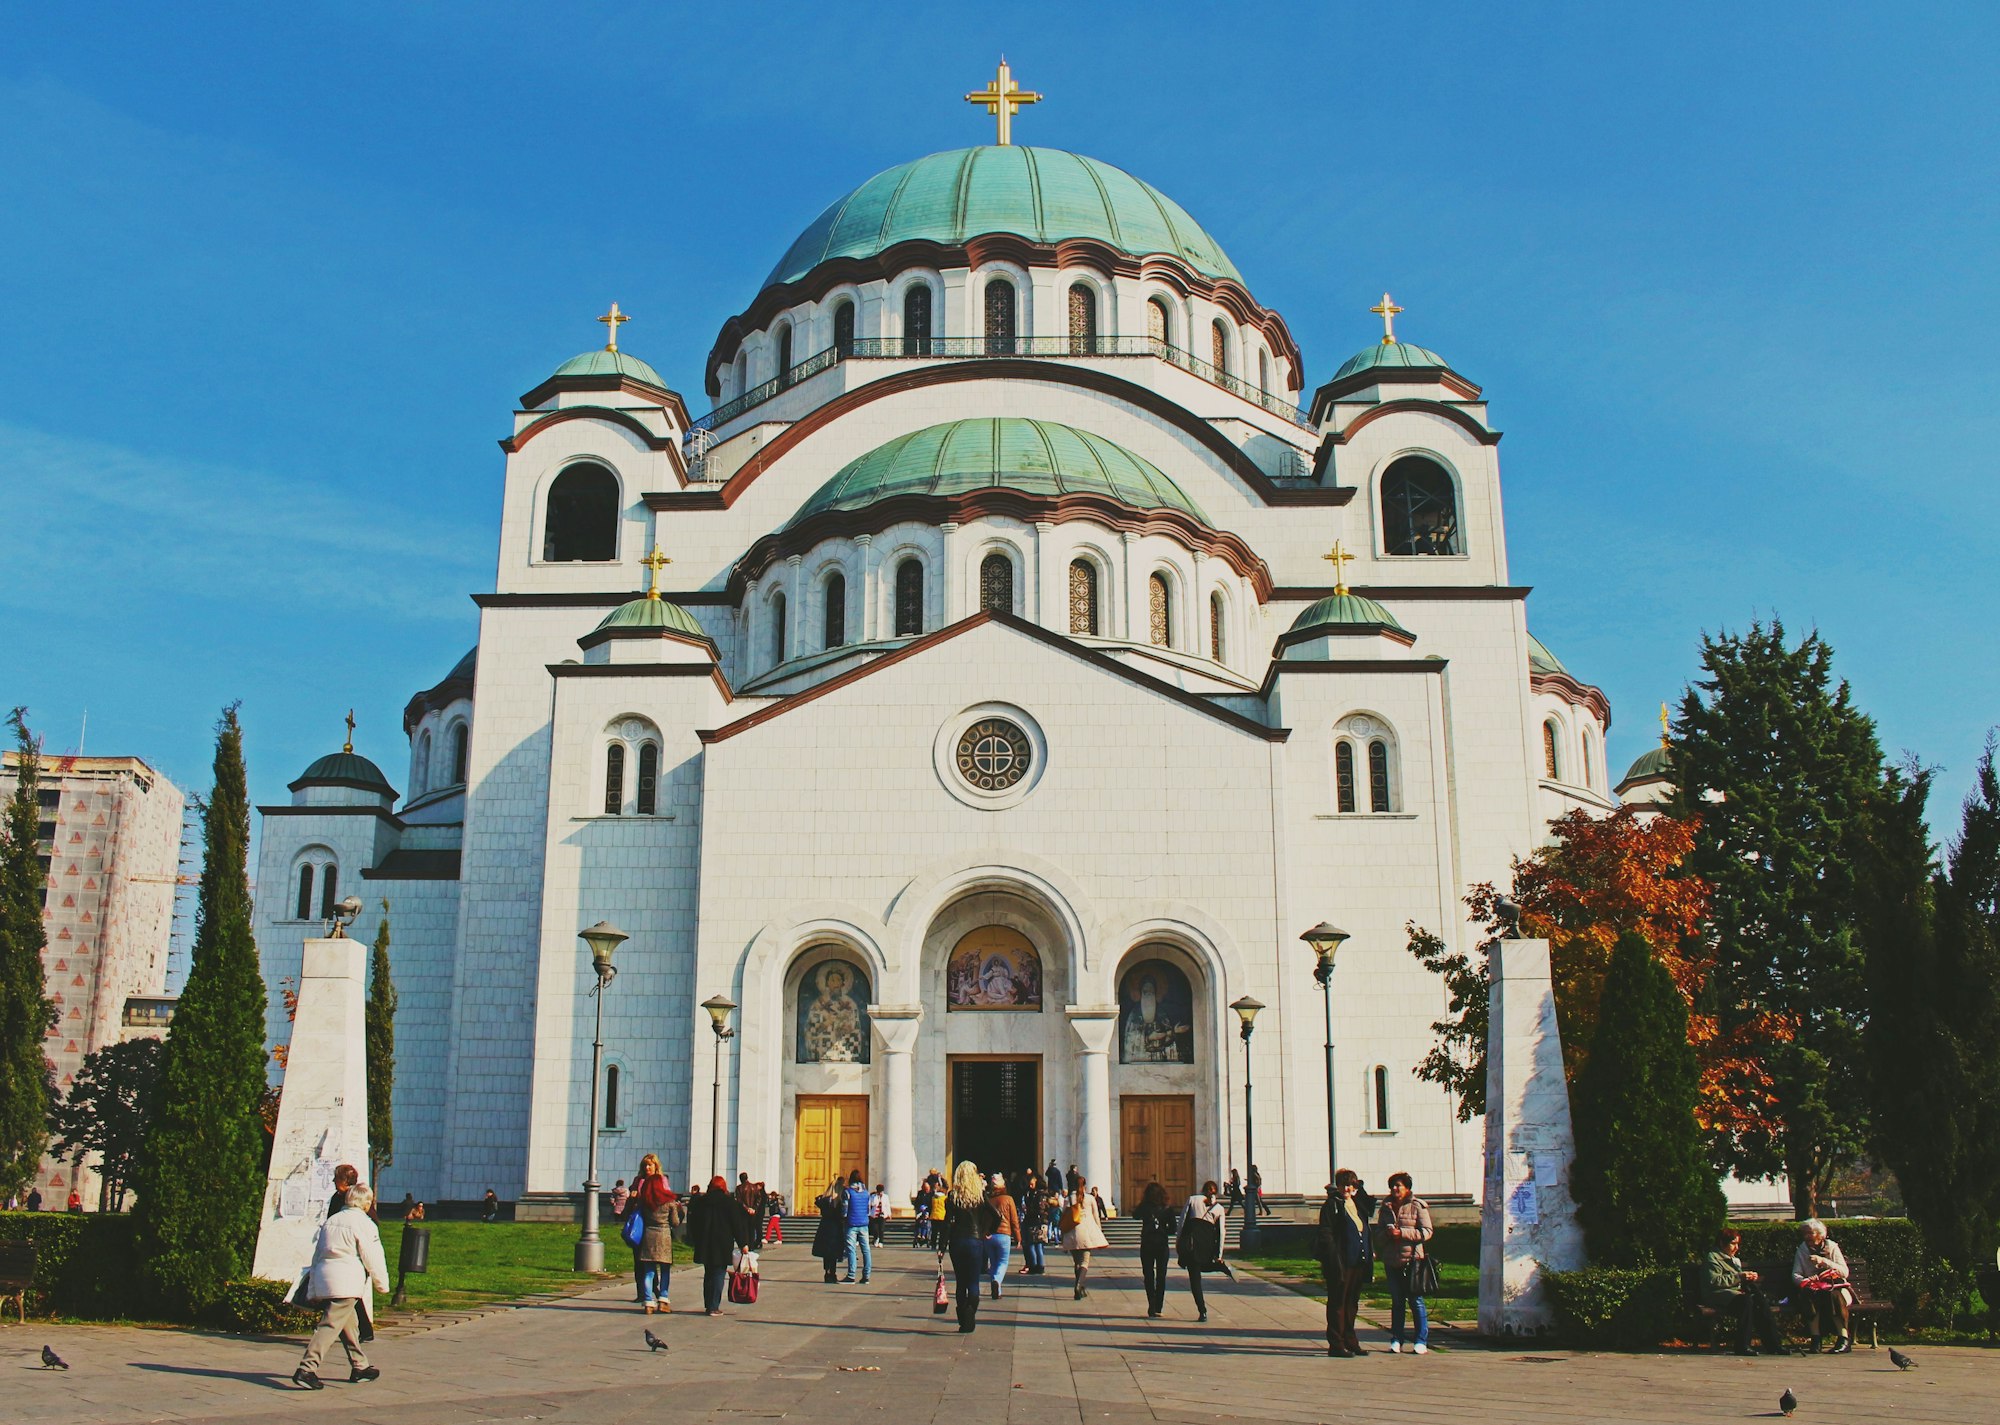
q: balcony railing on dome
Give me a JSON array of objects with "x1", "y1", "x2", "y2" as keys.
[{"x1": 687, "y1": 335, "x2": 1314, "y2": 436}]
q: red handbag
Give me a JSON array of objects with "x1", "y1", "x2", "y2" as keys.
[
  {"x1": 932, "y1": 1265, "x2": 950, "y2": 1313},
  {"x1": 729, "y1": 1268, "x2": 759, "y2": 1305}
]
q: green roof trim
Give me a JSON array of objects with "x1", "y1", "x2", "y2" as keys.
[
  {"x1": 1332, "y1": 340, "x2": 1451, "y2": 382},
  {"x1": 1288, "y1": 591, "x2": 1410, "y2": 637},
  {"x1": 793, "y1": 417, "x2": 1208, "y2": 525},
  {"x1": 290, "y1": 750, "x2": 395, "y2": 795},
  {"x1": 766, "y1": 146, "x2": 1243, "y2": 289},
  {"x1": 592, "y1": 597, "x2": 713, "y2": 643},
  {"x1": 553, "y1": 348, "x2": 668, "y2": 389},
  {"x1": 1527, "y1": 634, "x2": 1568, "y2": 677}
]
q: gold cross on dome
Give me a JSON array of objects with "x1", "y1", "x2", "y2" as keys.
[
  {"x1": 1322, "y1": 540, "x2": 1356, "y2": 595},
  {"x1": 1370, "y1": 292, "x2": 1404, "y2": 345},
  {"x1": 965, "y1": 57, "x2": 1042, "y2": 146},
  {"x1": 597, "y1": 302, "x2": 630, "y2": 352},
  {"x1": 1659, "y1": 701, "x2": 1672, "y2": 748},
  {"x1": 342, "y1": 709, "x2": 356, "y2": 755},
  {"x1": 641, "y1": 544, "x2": 671, "y2": 599}
]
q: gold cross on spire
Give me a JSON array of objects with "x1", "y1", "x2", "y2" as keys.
[
  {"x1": 965, "y1": 57, "x2": 1042, "y2": 146},
  {"x1": 1322, "y1": 539, "x2": 1357, "y2": 596},
  {"x1": 1370, "y1": 292, "x2": 1405, "y2": 345},
  {"x1": 641, "y1": 544, "x2": 671, "y2": 600},
  {"x1": 1659, "y1": 701, "x2": 1672, "y2": 749},
  {"x1": 597, "y1": 302, "x2": 630, "y2": 352},
  {"x1": 342, "y1": 709, "x2": 356, "y2": 755}
]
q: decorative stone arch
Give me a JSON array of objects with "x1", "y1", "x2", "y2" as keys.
[
  {"x1": 890, "y1": 270, "x2": 943, "y2": 349},
  {"x1": 533, "y1": 456, "x2": 628, "y2": 565},
  {"x1": 967, "y1": 532, "x2": 1029, "y2": 617},
  {"x1": 598, "y1": 712, "x2": 663, "y2": 816},
  {"x1": 1540, "y1": 706, "x2": 1571, "y2": 783},
  {"x1": 1333, "y1": 709, "x2": 1402, "y2": 814},
  {"x1": 1061, "y1": 267, "x2": 1115, "y2": 342},
  {"x1": 818, "y1": 281, "x2": 866, "y2": 349},
  {"x1": 291, "y1": 843, "x2": 339, "y2": 922},
  {"x1": 1204, "y1": 581, "x2": 1234, "y2": 665},
  {"x1": 758, "y1": 578, "x2": 791, "y2": 671},
  {"x1": 971, "y1": 259, "x2": 1034, "y2": 340},
  {"x1": 1144, "y1": 556, "x2": 1196, "y2": 650},
  {"x1": 877, "y1": 537, "x2": 935, "y2": 637},
  {"x1": 1062, "y1": 534, "x2": 1119, "y2": 638},
  {"x1": 1371, "y1": 446, "x2": 1468, "y2": 559},
  {"x1": 883, "y1": 854, "x2": 1100, "y2": 1003},
  {"x1": 1142, "y1": 286, "x2": 1182, "y2": 348}
]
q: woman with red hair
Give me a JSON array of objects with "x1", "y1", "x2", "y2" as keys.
[
  {"x1": 631, "y1": 1154, "x2": 678, "y2": 1314},
  {"x1": 686, "y1": 1175, "x2": 754, "y2": 1315}
]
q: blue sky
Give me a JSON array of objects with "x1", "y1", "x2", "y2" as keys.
[{"x1": 3, "y1": 1, "x2": 1996, "y2": 849}]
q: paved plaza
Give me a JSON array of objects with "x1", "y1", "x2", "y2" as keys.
[{"x1": 7, "y1": 1244, "x2": 1995, "y2": 1424}]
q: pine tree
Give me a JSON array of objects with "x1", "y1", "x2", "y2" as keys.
[
  {"x1": 1569, "y1": 932, "x2": 1725, "y2": 1268},
  {"x1": 0, "y1": 709, "x2": 57, "y2": 1199},
  {"x1": 49, "y1": 1037, "x2": 164, "y2": 1211},
  {"x1": 131, "y1": 706, "x2": 269, "y2": 1310},
  {"x1": 1670, "y1": 621, "x2": 1883, "y2": 1217},
  {"x1": 365, "y1": 901, "x2": 396, "y2": 1188}
]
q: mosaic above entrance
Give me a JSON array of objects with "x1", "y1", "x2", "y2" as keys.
[
  {"x1": 797, "y1": 957, "x2": 871, "y2": 1062},
  {"x1": 945, "y1": 925, "x2": 1043, "y2": 1011}
]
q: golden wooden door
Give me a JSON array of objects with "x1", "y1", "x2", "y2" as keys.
[
  {"x1": 1119, "y1": 1095, "x2": 1195, "y2": 1209},
  {"x1": 794, "y1": 1095, "x2": 869, "y2": 1205}
]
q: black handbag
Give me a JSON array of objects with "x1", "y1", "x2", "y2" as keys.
[{"x1": 1409, "y1": 1253, "x2": 1441, "y2": 1296}]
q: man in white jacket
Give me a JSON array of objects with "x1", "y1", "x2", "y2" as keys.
[{"x1": 294, "y1": 1182, "x2": 390, "y2": 1389}]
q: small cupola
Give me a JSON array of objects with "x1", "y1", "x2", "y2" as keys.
[
  {"x1": 578, "y1": 545, "x2": 718, "y2": 666},
  {"x1": 1275, "y1": 540, "x2": 1415, "y2": 659},
  {"x1": 288, "y1": 713, "x2": 398, "y2": 809}
]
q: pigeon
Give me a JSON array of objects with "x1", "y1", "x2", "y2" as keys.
[
  {"x1": 1888, "y1": 1347, "x2": 1915, "y2": 1371},
  {"x1": 1779, "y1": 1387, "x2": 1797, "y2": 1417},
  {"x1": 41, "y1": 1345, "x2": 69, "y2": 1370},
  {"x1": 644, "y1": 1328, "x2": 668, "y2": 1352}
]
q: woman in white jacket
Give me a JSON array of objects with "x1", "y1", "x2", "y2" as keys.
[{"x1": 294, "y1": 1182, "x2": 391, "y2": 1390}]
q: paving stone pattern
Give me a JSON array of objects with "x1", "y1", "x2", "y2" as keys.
[{"x1": 6, "y1": 1243, "x2": 1994, "y2": 1423}]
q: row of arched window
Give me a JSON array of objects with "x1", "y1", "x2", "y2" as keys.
[
  {"x1": 603, "y1": 739, "x2": 661, "y2": 816},
  {"x1": 293, "y1": 853, "x2": 338, "y2": 921},
  {"x1": 411, "y1": 720, "x2": 469, "y2": 799},
  {"x1": 1332, "y1": 715, "x2": 1401, "y2": 814},
  {"x1": 1542, "y1": 716, "x2": 1603, "y2": 792}
]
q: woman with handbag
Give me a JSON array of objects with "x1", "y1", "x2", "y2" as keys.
[
  {"x1": 941, "y1": 1161, "x2": 1001, "y2": 1333},
  {"x1": 811, "y1": 1177, "x2": 847, "y2": 1284},
  {"x1": 1018, "y1": 1170, "x2": 1048, "y2": 1276},
  {"x1": 1061, "y1": 1171, "x2": 1110, "y2": 1300},
  {"x1": 687, "y1": 1175, "x2": 754, "y2": 1315},
  {"x1": 630, "y1": 1155, "x2": 678, "y2": 1315},
  {"x1": 1176, "y1": 1181, "x2": 1228, "y2": 1322},
  {"x1": 1374, "y1": 1171, "x2": 1434, "y2": 1354}
]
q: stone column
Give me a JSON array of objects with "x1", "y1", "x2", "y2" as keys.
[
  {"x1": 252, "y1": 935, "x2": 371, "y2": 1283},
  {"x1": 1478, "y1": 937, "x2": 1585, "y2": 1335},
  {"x1": 1119, "y1": 531, "x2": 1141, "y2": 641},
  {"x1": 786, "y1": 554, "x2": 805, "y2": 659},
  {"x1": 1032, "y1": 520, "x2": 1055, "y2": 627},
  {"x1": 870, "y1": 1005, "x2": 923, "y2": 1212},
  {"x1": 1066, "y1": 1007, "x2": 1118, "y2": 1197},
  {"x1": 857, "y1": 534, "x2": 879, "y2": 641},
  {"x1": 939, "y1": 522, "x2": 962, "y2": 625}
]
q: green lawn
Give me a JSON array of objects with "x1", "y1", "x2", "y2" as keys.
[
  {"x1": 373, "y1": 1221, "x2": 689, "y2": 1318},
  {"x1": 1241, "y1": 1222, "x2": 1481, "y2": 1323}
]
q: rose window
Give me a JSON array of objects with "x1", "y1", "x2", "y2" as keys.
[{"x1": 956, "y1": 717, "x2": 1033, "y2": 792}]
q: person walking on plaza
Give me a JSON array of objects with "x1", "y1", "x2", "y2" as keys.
[
  {"x1": 985, "y1": 1173, "x2": 1022, "y2": 1299},
  {"x1": 764, "y1": 1189, "x2": 785, "y2": 1243},
  {"x1": 1136, "y1": 1181, "x2": 1176, "y2": 1318},
  {"x1": 912, "y1": 1179, "x2": 934, "y2": 1247},
  {"x1": 869, "y1": 1183, "x2": 888, "y2": 1246},
  {"x1": 1045, "y1": 1159, "x2": 1063, "y2": 1193},
  {"x1": 1223, "y1": 1169, "x2": 1243, "y2": 1208},
  {"x1": 292, "y1": 1183, "x2": 388, "y2": 1389},
  {"x1": 326, "y1": 1162, "x2": 360, "y2": 1216},
  {"x1": 1062, "y1": 1170, "x2": 1109, "y2": 1299},
  {"x1": 1019, "y1": 1170, "x2": 1048, "y2": 1276},
  {"x1": 942, "y1": 1161, "x2": 1001, "y2": 1333},
  {"x1": 632, "y1": 1154, "x2": 679, "y2": 1315},
  {"x1": 812, "y1": 1177, "x2": 847, "y2": 1282},
  {"x1": 1706, "y1": 1228, "x2": 1786, "y2": 1355},
  {"x1": 1177, "y1": 1181, "x2": 1229, "y2": 1322},
  {"x1": 1247, "y1": 1165, "x2": 1264, "y2": 1215},
  {"x1": 1374, "y1": 1171, "x2": 1433, "y2": 1354},
  {"x1": 1793, "y1": 1218, "x2": 1855, "y2": 1352},
  {"x1": 1315, "y1": 1170, "x2": 1372, "y2": 1357},
  {"x1": 688, "y1": 1176, "x2": 754, "y2": 1315},
  {"x1": 842, "y1": 1170, "x2": 873, "y2": 1283}
]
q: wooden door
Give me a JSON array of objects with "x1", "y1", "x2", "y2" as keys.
[
  {"x1": 1119, "y1": 1095, "x2": 1195, "y2": 1209},
  {"x1": 794, "y1": 1095, "x2": 869, "y2": 1206}
]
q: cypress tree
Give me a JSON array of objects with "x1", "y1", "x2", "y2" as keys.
[
  {"x1": 0, "y1": 709, "x2": 57, "y2": 1199},
  {"x1": 1670, "y1": 620, "x2": 1883, "y2": 1217},
  {"x1": 365, "y1": 901, "x2": 395, "y2": 1188},
  {"x1": 131, "y1": 706, "x2": 269, "y2": 1310},
  {"x1": 1570, "y1": 932, "x2": 1725, "y2": 1268}
]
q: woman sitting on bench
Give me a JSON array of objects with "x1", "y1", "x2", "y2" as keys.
[
  {"x1": 1792, "y1": 1218, "x2": 1854, "y2": 1353},
  {"x1": 1703, "y1": 1229, "x2": 1785, "y2": 1354}
]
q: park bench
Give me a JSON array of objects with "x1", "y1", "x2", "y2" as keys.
[
  {"x1": 1678, "y1": 1260, "x2": 1735, "y2": 1350},
  {"x1": 1777, "y1": 1255, "x2": 1892, "y2": 1349},
  {"x1": 0, "y1": 1239, "x2": 34, "y2": 1324}
]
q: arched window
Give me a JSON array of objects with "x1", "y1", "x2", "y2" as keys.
[
  {"x1": 903, "y1": 284, "x2": 932, "y2": 356},
  {"x1": 983, "y1": 278, "x2": 1017, "y2": 353},
  {"x1": 451, "y1": 723, "x2": 469, "y2": 785},
  {"x1": 1147, "y1": 297, "x2": 1170, "y2": 350},
  {"x1": 771, "y1": 592, "x2": 788, "y2": 664},
  {"x1": 296, "y1": 864, "x2": 315, "y2": 920},
  {"x1": 893, "y1": 559, "x2": 924, "y2": 636},
  {"x1": 832, "y1": 301, "x2": 855, "y2": 356},
  {"x1": 1368, "y1": 740, "x2": 1392, "y2": 813},
  {"x1": 1581, "y1": 732, "x2": 1595, "y2": 789},
  {"x1": 823, "y1": 572, "x2": 847, "y2": 649},
  {"x1": 1209, "y1": 592, "x2": 1225, "y2": 661},
  {"x1": 604, "y1": 742, "x2": 625, "y2": 815},
  {"x1": 1258, "y1": 349, "x2": 1271, "y2": 393},
  {"x1": 1148, "y1": 572, "x2": 1172, "y2": 647},
  {"x1": 1543, "y1": 720, "x2": 1562, "y2": 780},
  {"x1": 1067, "y1": 283, "x2": 1097, "y2": 353},
  {"x1": 636, "y1": 743, "x2": 658, "y2": 815},
  {"x1": 1381, "y1": 456, "x2": 1463, "y2": 556},
  {"x1": 318, "y1": 863, "x2": 339, "y2": 919},
  {"x1": 604, "y1": 1065, "x2": 621, "y2": 1129},
  {"x1": 542, "y1": 462, "x2": 619, "y2": 562},
  {"x1": 979, "y1": 553, "x2": 1013, "y2": 614},
  {"x1": 775, "y1": 324, "x2": 794, "y2": 380},
  {"x1": 1370, "y1": 1065, "x2": 1392, "y2": 1131},
  {"x1": 1335, "y1": 742, "x2": 1356, "y2": 814},
  {"x1": 1211, "y1": 319, "x2": 1229, "y2": 375},
  {"x1": 414, "y1": 732, "x2": 431, "y2": 794},
  {"x1": 1069, "y1": 559, "x2": 1099, "y2": 635}
]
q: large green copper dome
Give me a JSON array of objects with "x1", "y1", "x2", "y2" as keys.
[
  {"x1": 793, "y1": 418, "x2": 1207, "y2": 524},
  {"x1": 766, "y1": 147, "x2": 1243, "y2": 289}
]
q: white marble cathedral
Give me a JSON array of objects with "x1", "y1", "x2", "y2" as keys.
[{"x1": 254, "y1": 69, "x2": 1654, "y2": 1213}]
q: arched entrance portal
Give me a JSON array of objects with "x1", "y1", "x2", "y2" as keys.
[{"x1": 1111, "y1": 942, "x2": 1218, "y2": 1209}]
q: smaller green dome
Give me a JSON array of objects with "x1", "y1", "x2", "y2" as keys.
[
  {"x1": 553, "y1": 348, "x2": 668, "y2": 388},
  {"x1": 1289, "y1": 591, "x2": 1409, "y2": 637},
  {"x1": 593, "y1": 596, "x2": 712, "y2": 643},
  {"x1": 290, "y1": 751, "x2": 394, "y2": 795},
  {"x1": 1333, "y1": 340, "x2": 1451, "y2": 382},
  {"x1": 1528, "y1": 634, "x2": 1568, "y2": 677},
  {"x1": 1620, "y1": 744, "x2": 1672, "y2": 786}
]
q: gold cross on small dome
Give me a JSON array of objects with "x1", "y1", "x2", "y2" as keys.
[
  {"x1": 965, "y1": 58, "x2": 1042, "y2": 147},
  {"x1": 641, "y1": 544, "x2": 672, "y2": 599},
  {"x1": 1322, "y1": 540, "x2": 1356, "y2": 595},
  {"x1": 1659, "y1": 701, "x2": 1672, "y2": 748},
  {"x1": 597, "y1": 302, "x2": 630, "y2": 352},
  {"x1": 1370, "y1": 293, "x2": 1404, "y2": 345},
  {"x1": 342, "y1": 709, "x2": 356, "y2": 755}
]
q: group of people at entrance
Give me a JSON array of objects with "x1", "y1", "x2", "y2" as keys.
[{"x1": 931, "y1": 1160, "x2": 1122, "y2": 1332}]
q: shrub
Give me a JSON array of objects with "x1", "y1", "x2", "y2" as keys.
[
  {"x1": 1543, "y1": 1265, "x2": 1682, "y2": 1348},
  {"x1": 0, "y1": 1210, "x2": 137, "y2": 1317},
  {"x1": 201, "y1": 1278, "x2": 316, "y2": 1334}
]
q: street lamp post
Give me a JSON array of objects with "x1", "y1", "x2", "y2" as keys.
[
  {"x1": 1229, "y1": 995, "x2": 1264, "y2": 1246},
  {"x1": 701, "y1": 994, "x2": 738, "y2": 1180},
  {"x1": 1300, "y1": 923, "x2": 1350, "y2": 1194},
  {"x1": 574, "y1": 921, "x2": 627, "y2": 1273}
]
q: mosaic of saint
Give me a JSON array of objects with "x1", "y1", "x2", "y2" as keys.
[
  {"x1": 797, "y1": 958, "x2": 871, "y2": 1063},
  {"x1": 945, "y1": 925, "x2": 1043, "y2": 1011},
  {"x1": 1119, "y1": 957, "x2": 1195, "y2": 1063}
]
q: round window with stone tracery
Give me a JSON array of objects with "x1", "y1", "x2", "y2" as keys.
[{"x1": 955, "y1": 717, "x2": 1033, "y2": 792}]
